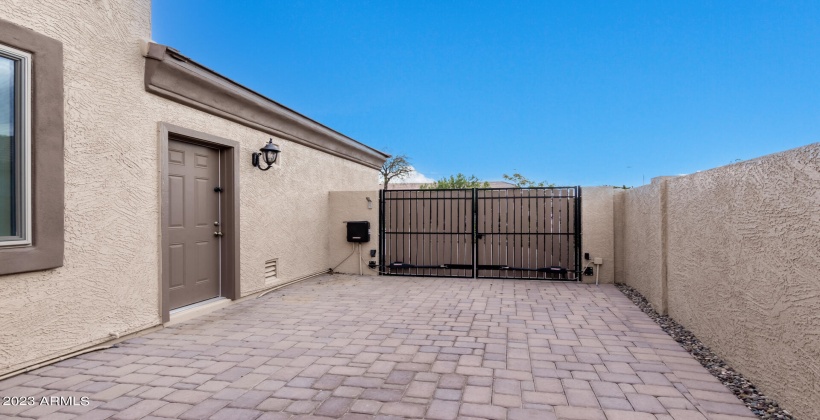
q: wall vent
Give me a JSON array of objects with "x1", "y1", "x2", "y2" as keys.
[{"x1": 265, "y1": 258, "x2": 278, "y2": 281}]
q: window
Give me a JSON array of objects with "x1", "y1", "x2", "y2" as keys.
[
  {"x1": 0, "y1": 17, "x2": 64, "y2": 275},
  {"x1": 0, "y1": 43, "x2": 31, "y2": 246}
]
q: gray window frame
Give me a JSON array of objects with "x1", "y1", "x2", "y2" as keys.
[
  {"x1": 0, "y1": 17, "x2": 64, "y2": 276},
  {"x1": 0, "y1": 43, "x2": 32, "y2": 246}
]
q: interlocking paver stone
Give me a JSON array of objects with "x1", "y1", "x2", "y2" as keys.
[
  {"x1": 437, "y1": 373, "x2": 466, "y2": 389},
  {"x1": 332, "y1": 386, "x2": 363, "y2": 398},
  {"x1": 434, "y1": 388, "x2": 461, "y2": 401},
  {"x1": 255, "y1": 397, "x2": 291, "y2": 411},
  {"x1": 99, "y1": 396, "x2": 140, "y2": 411},
  {"x1": 273, "y1": 386, "x2": 317, "y2": 400},
  {"x1": 523, "y1": 390, "x2": 567, "y2": 405},
  {"x1": 426, "y1": 399, "x2": 459, "y2": 420},
  {"x1": 509, "y1": 407, "x2": 557, "y2": 420},
  {"x1": 463, "y1": 385, "x2": 491, "y2": 403},
  {"x1": 605, "y1": 409, "x2": 658, "y2": 420},
  {"x1": 312, "y1": 374, "x2": 345, "y2": 390},
  {"x1": 626, "y1": 393, "x2": 668, "y2": 414},
  {"x1": 360, "y1": 388, "x2": 402, "y2": 402},
  {"x1": 492, "y1": 392, "x2": 522, "y2": 407},
  {"x1": 460, "y1": 402, "x2": 506, "y2": 419},
  {"x1": 163, "y1": 389, "x2": 211, "y2": 405},
  {"x1": 554, "y1": 405, "x2": 607, "y2": 420},
  {"x1": 314, "y1": 397, "x2": 353, "y2": 418},
  {"x1": 72, "y1": 409, "x2": 119, "y2": 420},
  {"x1": 380, "y1": 401, "x2": 426, "y2": 417},
  {"x1": 91, "y1": 383, "x2": 139, "y2": 402},
  {"x1": 151, "y1": 402, "x2": 193, "y2": 418},
  {"x1": 659, "y1": 396, "x2": 696, "y2": 410},
  {"x1": 286, "y1": 377, "x2": 316, "y2": 388},
  {"x1": 178, "y1": 399, "x2": 230, "y2": 419},
  {"x1": 349, "y1": 399, "x2": 381, "y2": 415},
  {"x1": 598, "y1": 396, "x2": 633, "y2": 410},
  {"x1": 229, "y1": 390, "x2": 271, "y2": 409},
  {"x1": 590, "y1": 380, "x2": 625, "y2": 398},
  {"x1": 698, "y1": 401, "x2": 758, "y2": 417},
  {"x1": 284, "y1": 399, "x2": 317, "y2": 414},
  {"x1": 0, "y1": 276, "x2": 755, "y2": 420},
  {"x1": 210, "y1": 407, "x2": 263, "y2": 420},
  {"x1": 405, "y1": 381, "x2": 436, "y2": 398},
  {"x1": 667, "y1": 409, "x2": 710, "y2": 420}
]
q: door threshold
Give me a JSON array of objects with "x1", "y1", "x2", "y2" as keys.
[{"x1": 167, "y1": 297, "x2": 230, "y2": 326}]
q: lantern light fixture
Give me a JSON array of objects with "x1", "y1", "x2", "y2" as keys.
[{"x1": 252, "y1": 139, "x2": 281, "y2": 171}]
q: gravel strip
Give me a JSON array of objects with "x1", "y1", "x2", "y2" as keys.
[{"x1": 616, "y1": 283, "x2": 794, "y2": 420}]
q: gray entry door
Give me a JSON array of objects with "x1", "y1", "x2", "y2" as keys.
[{"x1": 167, "y1": 139, "x2": 221, "y2": 309}]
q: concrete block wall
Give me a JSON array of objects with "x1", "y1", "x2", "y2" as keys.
[
  {"x1": 579, "y1": 186, "x2": 617, "y2": 284},
  {"x1": 328, "y1": 191, "x2": 380, "y2": 276},
  {"x1": 613, "y1": 143, "x2": 820, "y2": 419},
  {"x1": 617, "y1": 178, "x2": 666, "y2": 313}
]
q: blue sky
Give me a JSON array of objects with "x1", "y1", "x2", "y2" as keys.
[{"x1": 153, "y1": 1, "x2": 819, "y2": 187}]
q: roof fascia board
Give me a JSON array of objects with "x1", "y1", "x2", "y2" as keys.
[{"x1": 144, "y1": 43, "x2": 389, "y2": 170}]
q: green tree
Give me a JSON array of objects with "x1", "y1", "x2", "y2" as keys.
[
  {"x1": 502, "y1": 172, "x2": 554, "y2": 188},
  {"x1": 421, "y1": 173, "x2": 490, "y2": 189}
]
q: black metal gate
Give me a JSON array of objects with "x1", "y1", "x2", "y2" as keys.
[
  {"x1": 379, "y1": 189, "x2": 474, "y2": 278},
  {"x1": 379, "y1": 187, "x2": 581, "y2": 280}
]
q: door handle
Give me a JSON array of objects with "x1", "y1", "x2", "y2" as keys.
[{"x1": 214, "y1": 231, "x2": 223, "y2": 237}]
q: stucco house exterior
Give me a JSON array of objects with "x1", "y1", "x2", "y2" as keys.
[{"x1": 0, "y1": 0, "x2": 387, "y2": 376}]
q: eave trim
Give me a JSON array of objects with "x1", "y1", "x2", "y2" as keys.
[{"x1": 144, "y1": 43, "x2": 389, "y2": 170}]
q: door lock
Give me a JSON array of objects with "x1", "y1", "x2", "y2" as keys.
[
  {"x1": 214, "y1": 221, "x2": 220, "y2": 226},
  {"x1": 214, "y1": 231, "x2": 223, "y2": 237}
]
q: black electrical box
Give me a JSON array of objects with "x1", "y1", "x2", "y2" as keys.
[{"x1": 346, "y1": 221, "x2": 370, "y2": 243}]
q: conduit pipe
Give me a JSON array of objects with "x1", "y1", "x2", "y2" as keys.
[
  {"x1": 0, "y1": 344, "x2": 115, "y2": 382},
  {"x1": 257, "y1": 269, "x2": 331, "y2": 298},
  {"x1": 1, "y1": 269, "x2": 334, "y2": 381},
  {"x1": 0, "y1": 323, "x2": 160, "y2": 382}
]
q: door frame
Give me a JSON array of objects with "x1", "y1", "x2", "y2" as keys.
[{"x1": 159, "y1": 122, "x2": 240, "y2": 322}]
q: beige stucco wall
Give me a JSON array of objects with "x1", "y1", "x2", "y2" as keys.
[
  {"x1": 328, "y1": 191, "x2": 380, "y2": 276},
  {"x1": 0, "y1": 0, "x2": 379, "y2": 374},
  {"x1": 579, "y1": 186, "x2": 616, "y2": 284},
  {"x1": 612, "y1": 188, "x2": 625, "y2": 286},
  {"x1": 664, "y1": 143, "x2": 820, "y2": 419},
  {"x1": 619, "y1": 179, "x2": 666, "y2": 312},
  {"x1": 617, "y1": 143, "x2": 820, "y2": 419}
]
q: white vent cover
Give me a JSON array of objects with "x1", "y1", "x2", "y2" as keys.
[{"x1": 265, "y1": 258, "x2": 278, "y2": 280}]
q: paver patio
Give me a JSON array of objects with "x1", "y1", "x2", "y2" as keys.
[{"x1": 0, "y1": 275, "x2": 756, "y2": 420}]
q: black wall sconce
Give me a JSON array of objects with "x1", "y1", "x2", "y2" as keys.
[{"x1": 252, "y1": 139, "x2": 281, "y2": 171}]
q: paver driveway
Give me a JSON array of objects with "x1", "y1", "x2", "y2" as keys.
[{"x1": 0, "y1": 275, "x2": 756, "y2": 420}]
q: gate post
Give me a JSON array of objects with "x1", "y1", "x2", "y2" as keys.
[
  {"x1": 576, "y1": 186, "x2": 583, "y2": 281},
  {"x1": 378, "y1": 189, "x2": 385, "y2": 275},
  {"x1": 472, "y1": 188, "x2": 477, "y2": 278}
]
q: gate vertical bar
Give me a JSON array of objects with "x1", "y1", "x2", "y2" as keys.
[
  {"x1": 472, "y1": 188, "x2": 477, "y2": 278},
  {"x1": 421, "y1": 190, "x2": 425, "y2": 276},
  {"x1": 576, "y1": 186, "x2": 582, "y2": 281},
  {"x1": 379, "y1": 189, "x2": 385, "y2": 274}
]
